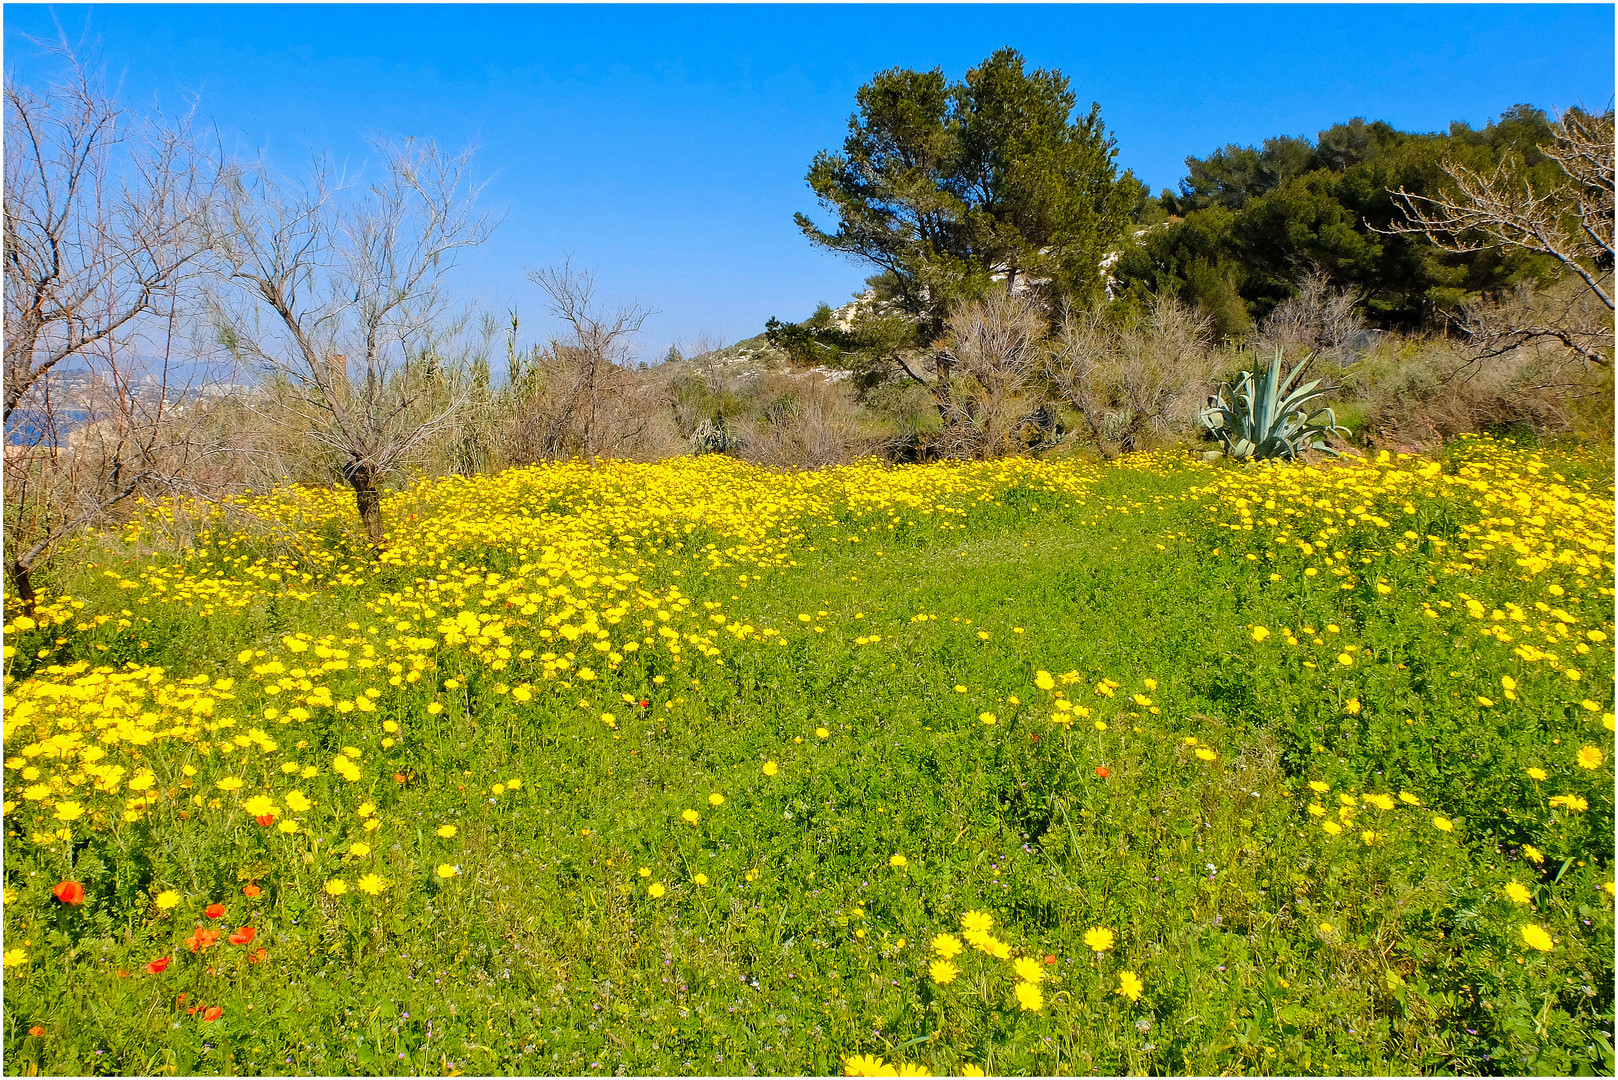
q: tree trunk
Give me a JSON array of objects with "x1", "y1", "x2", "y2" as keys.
[
  {"x1": 931, "y1": 348, "x2": 956, "y2": 421},
  {"x1": 6, "y1": 556, "x2": 38, "y2": 615},
  {"x1": 931, "y1": 347, "x2": 966, "y2": 456},
  {"x1": 344, "y1": 460, "x2": 384, "y2": 545}
]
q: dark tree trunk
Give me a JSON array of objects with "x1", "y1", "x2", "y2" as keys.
[
  {"x1": 343, "y1": 460, "x2": 384, "y2": 545},
  {"x1": 7, "y1": 557, "x2": 38, "y2": 615},
  {"x1": 931, "y1": 347, "x2": 956, "y2": 422}
]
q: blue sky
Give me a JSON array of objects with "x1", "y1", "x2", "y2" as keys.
[{"x1": 5, "y1": 4, "x2": 1613, "y2": 363}]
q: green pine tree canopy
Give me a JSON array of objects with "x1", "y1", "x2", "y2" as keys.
[
  {"x1": 1112, "y1": 106, "x2": 1576, "y2": 337},
  {"x1": 794, "y1": 47, "x2": 1144, "y2": 341}
]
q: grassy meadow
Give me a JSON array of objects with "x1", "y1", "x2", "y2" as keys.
[{"x1": 2, "y1": 436, "x2": 1614, "y2": 1076}]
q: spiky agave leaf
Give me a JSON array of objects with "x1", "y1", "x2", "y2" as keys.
[{"x1": 1200, "y1": 348, "x2": 1346, "y2": 461}]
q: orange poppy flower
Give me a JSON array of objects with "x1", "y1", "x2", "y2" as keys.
[
  {"x1": 184, "y1": 927, "x2": 221, "y2": 952},
  {"x1": 28, "y1": 1026, "x2": 44, "y2": 1037},
  {"x1": 202, "y1": 1006, "x2": 223, "y2": 1023},
  {"x1": 255, "y1": 813, "x2": 276, "y2": 827},
  {"x1": 228, "y1": 926, "x2": 256, "y2": 945},
  {"x1": 204, "y1": 903, "x2": 225, "y2": 919},
  {"x1": 145, "y1": 957, "x2": 171, "y2": 974},
  {"x1": 242, "y1": 883, "x2": 262, "y2": 898},
  {"x1": 1095, "y1": 766, "x2": 1111, "y2": 779},
  {"x1": 247, "y1": 947, "x2": 268, "y2": 964},
  {"x1": 52, "y1": 881, "x2": 85, "y2": 906}
]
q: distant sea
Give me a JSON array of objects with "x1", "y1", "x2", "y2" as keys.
[{"x1": 4, "y1": 408, "x2": 93, "y2": 447}]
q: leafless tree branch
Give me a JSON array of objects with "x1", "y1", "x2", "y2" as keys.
[
  {"x1": 3, "y1": 40, "x2": 224, "y2": 423},
  {"x1": 1384, "y1": 108, "x2": 1614, "y2": 365}
]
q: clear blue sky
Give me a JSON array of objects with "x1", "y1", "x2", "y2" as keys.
[{"x1": 6, "y1": 4, "x2": 1613, "y2": 363}]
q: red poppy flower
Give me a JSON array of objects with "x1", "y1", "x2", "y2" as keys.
[
  {"x1": 228, "y1": 926, "x2": 256, "y2": 946},
  {"x1": 1045, "y1": 954, "x2": 1057, "y2": 965},
  {"x1": 255, "y1": 813, "x2": 276, "y2": 827},
  {"x1": 394, "y1": 773, "x2": 408, "y2": 783},
  {"x1": 204, "y1": 903, "x2": 225, "y2": 919},
  {"x1": 52, "y1": 880, "x2": 85, "y2": 906},
  {"x1": 1030, "y1": 734, "x2": 1040, "y2": 741},
  {"x1": 175, "y1": 993, "x2": 188, "y2": 1006},
  {"x1": 639, "y1": 699, "x2": 650, "y2": 708},
  {"x1": 1095, "y1": 766, "x2": 1111, "y2": 779},
  {"x1": 117, "y1": 969, "x2": 130, "y2": 979},
  {"x1": 145, "y1": 957, "x2": 171, "y2": 974},
  {"x1": 202, "y1": 1006, "x2": 223, "y2": 1023},
  {"x1": 242, "y1": 883, "x2": 262, "y2": 898},
  {"x1": 28, "y1": 1026, "x2": 44, "y2": 1037},
  {"x1": 247, "y1": 947, "x2": 268, "y2": 964}
]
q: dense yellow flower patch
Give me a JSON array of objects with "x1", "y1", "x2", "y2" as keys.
[{"x1": 3, "y1": 455, "x2": 1104, "y2": 847}]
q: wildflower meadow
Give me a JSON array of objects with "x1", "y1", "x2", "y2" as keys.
[{"x1": 2, "y1": 436, "x2": 1613, "y2": 1076}]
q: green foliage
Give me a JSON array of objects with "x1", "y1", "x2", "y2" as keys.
[
  {"x1": 1113, "y1": 106, "x2": 1566, "y2": 334},
  {"x1": 1199, "y1": 349, "x2": 1348, "y2": 459},
  {"x1": 796, "y1": 48, "x2": 1142, "y2": 339},
  {"x1": 765, "y1": 305, "x2": 862, "y2": 368}
]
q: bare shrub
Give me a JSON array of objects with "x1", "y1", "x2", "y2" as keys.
[
  {"x1": 1349, "y1": 333, "x2": 1605, "y2": 448},
  {"x1": 1256, "y1": 273, "x2": 1368, "y2": 363},
  {"x1": 517, "y1": 260, "x2": 653, "y2": 466},
  {"x1": 662, "y1": 333, "x2": 750, "y2": 450},
  {"x1": 179, "y1": 388, "x2": 311, "y2": 489},
  {"x1": 1045, "y1": 295, "x2": 1219, "y2": 459},
  {"x1": 498, "y1": 348, "x2": 674, "y2": 465},
  {"x1": 737, "y1": 370, "x2": 886, "y2": 469},
  {"x1": 496, "y1": 264, "x2": 683, "y2": 466},
  {"x1": 934, "y1": 290, "x2": 1048, "y2": 459}
]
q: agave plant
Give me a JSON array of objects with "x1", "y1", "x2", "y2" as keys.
[
  {"x1": 1199, "y1": 348, "x2": 1349, "y2": 460},
  {"x1": 690, "y1": 418, "x2": 737, "y2": 455}
]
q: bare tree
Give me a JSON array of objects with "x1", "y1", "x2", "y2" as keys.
[
  {"x1": 210, "y1": 139, "x2": 495, "y2": 543},
  {"x1": 4, "y1": 40, "x2": 224, "y2": 612},
  {"x1": 1386, "y1": 108, "x2": 1614, "y2": 366},
  {"x1": 1045, "y1": 294, "x2": 1218, "y2": 459},
  {"x1": 4, "y1": 42, "x2": 221, "y2": 424},
  {"x1": 520, "y1": 260, "x2": 652, "y2": 466}
]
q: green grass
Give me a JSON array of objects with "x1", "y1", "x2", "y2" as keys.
[{"x1": 3, "y1": 445, "x2": 1613, "y2": 1076}]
